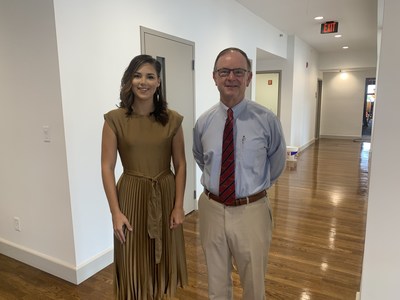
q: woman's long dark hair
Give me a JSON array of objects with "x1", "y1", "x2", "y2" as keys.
[{"x1": 119, "y1": 55, "x2": 169, "y2": 125}]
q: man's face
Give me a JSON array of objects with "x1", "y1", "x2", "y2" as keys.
[{"x1": 213, "y1": 51, "x2": 252, "y2": 106}]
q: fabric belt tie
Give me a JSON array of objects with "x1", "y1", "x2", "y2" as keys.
[
  {"x1": 204, "y1": 189, "x2": 267, "y2": 206},
  {"x1": 123, "y1": 169, "x2": 171, "y2": 264}
]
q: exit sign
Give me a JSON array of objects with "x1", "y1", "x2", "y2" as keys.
[{"x1": 320, "y1": 21, "x2": 339, "y2": 34}]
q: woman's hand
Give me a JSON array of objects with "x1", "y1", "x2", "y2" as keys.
[
  {"x1": 170, "y1": 206, "x2": 185, "y2": 229},
  {"x1": 112, "y1": 212, "x2": 133, "y2": 244}
]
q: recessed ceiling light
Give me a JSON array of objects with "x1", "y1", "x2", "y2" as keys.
[
  {"x1": 340, "y1": 72, "x2": 348, "y2": 80},
  {"x1": 342, "y1": 46, "x2": 349, "y2": 49},
  {"x1": 334, "y1": 34, "x2": 342, "y2": 38},
  {"x1": 314, "y1": 16, "x2": 324, "y2": 20}
]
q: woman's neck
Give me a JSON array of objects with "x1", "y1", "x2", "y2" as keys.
[{"x1": 132, "y1": 100, "x2": 154, "y2": 115}]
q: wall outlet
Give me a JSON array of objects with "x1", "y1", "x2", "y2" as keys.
[{"x1": 14, "y1": 217, "x2": 21, "y2": 231}]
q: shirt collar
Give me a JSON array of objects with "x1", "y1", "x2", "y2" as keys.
[{"x1": 219, "y1": 99, "x2": 247, "y2": 119}]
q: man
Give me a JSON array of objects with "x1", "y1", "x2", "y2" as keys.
[{"x1": 193, "y1": 47, "x2": 286, "y2": 300}]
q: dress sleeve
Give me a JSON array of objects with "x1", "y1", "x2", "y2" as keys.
[
  {"x1": 103, "y1": 110, "x2": 118, "y2": 135},
  {"x1": 169, "y1": 109, "x2": 184, "y2": 136}
]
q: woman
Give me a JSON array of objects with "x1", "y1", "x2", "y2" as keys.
[{"x1": 101, "y1": 55, "x2": 188, "y2": 299}]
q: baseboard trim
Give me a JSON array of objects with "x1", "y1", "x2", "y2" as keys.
[
  {"x1": 299, "y1": 139, "x2": 315, "y2": 152},
  {"x1": 76, "y1": 247, "x2": 113, "y2": 284},
  {"x1": 0, "y1": 238, "x2": 113, "y2": 284},
  {"x1": 356, "y1": 291, "x2": 360, "y2": 300},
  {"x1": 320, "y1": 135, "x2": 361, "y2": 140}
]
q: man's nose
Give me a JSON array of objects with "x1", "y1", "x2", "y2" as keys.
[{"x1": 227, "y1": 70, "x2": 236, "y2": 78}]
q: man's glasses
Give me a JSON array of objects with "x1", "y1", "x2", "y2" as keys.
[{"x1": 215, "y1": 68, "x2": 248, "y2": 78}]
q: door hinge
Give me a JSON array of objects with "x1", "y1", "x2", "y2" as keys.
[
  {"x1": 194, "y1": 190, "x2": 196, "y2": 199},
  {"x1": 192, "y1": 59, "x2": 195, "y2": 71}
]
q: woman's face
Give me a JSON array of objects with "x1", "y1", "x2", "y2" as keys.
[{"x1": 131, "y1": 63, "x2": 160, "y2": 102}]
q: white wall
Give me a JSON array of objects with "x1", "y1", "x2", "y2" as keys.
[
  {"x1": 290, "y1": 36, "x2": 319, "y2": 149},
  {"x1": 320, "y1": 69, "x2": 376, "y2": 139},
  {"x1": 0, "y1": 0, "x2": 77, "y2": 281},
  {"x1": 258, "y1": 43, "x2": 377, "y2": 147},
  {"x1": 257, "y1": 53, "x2": 294, "y2": 145},
  {"x1": 256, "y1": 36, "x2": 319, "y2": 150},
  {"x1": 360, "y1": 0, "x2": 400, "y2": 298},
  {"x1": 319, "y1": 45, "x2": 377, "y2": 141},
  {"x1": 319, "y1": 49, "x2": 377, "y2": 71}
]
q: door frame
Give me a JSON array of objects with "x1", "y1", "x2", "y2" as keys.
[
  {"x1": 362, "y1": 77, "x2": 376, "y2": 136},
  {"x1": 315, "y1": 79, "x2": 323, "y2": 140}
]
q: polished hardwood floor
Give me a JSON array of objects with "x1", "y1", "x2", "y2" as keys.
[{"x1": 0, "y1": 139, "x2": 369, "y2": 299}]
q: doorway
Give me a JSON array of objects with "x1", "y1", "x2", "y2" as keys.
[
  {"x1": 140, "y1": 27, "x2": 197, "y2": 214},
  {"x1": 362, "y1": 78, "x2": 376, "y2": 139},
  {"x1": 315, "y1": 79, "x2": 323, "y2": 140},
  {"x1": 255, "y1": 71, "x2": 281, "y2": 117}
]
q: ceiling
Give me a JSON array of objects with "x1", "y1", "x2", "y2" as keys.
[{"x1": 235, "y1": 0, "x2": 378, "y2": 60}]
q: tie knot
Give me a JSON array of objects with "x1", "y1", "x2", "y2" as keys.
[{"x1": 227, "y1": 108, "x2": 233, "y2": 120}]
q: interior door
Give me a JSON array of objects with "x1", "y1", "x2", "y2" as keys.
[
  {"x1": 255, "y1": 71, "x2": 281, "y2": 117},
  {"x1": 141, "y1": 27, "x2": 196, "y2": 214}
]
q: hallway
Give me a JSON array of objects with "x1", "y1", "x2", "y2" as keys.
[
  {"x1": 0, "y1": 139, "x2": 369, "y2": 299},
  {"x1": 265, "y1": 139, "x2": 368, "y2": 299}
]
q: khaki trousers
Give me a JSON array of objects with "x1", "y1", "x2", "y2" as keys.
[{"x1": 198, "y1": 192, "x2": 273, "y2": 300}]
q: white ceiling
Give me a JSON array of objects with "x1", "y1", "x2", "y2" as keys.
[{"x1": 235, "y1": 0, "x2": 378, "y2": 60}]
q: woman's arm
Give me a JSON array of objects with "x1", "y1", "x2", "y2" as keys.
[
  {"x1": 101, "y1": 121, "x2": 132, "y2": 243},
  {"x1": 170, "y1": 125, "x2": 186, "y2": 229}
]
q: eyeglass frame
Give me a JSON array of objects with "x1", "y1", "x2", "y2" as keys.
[{"x1": 214, "y1": 68, "x2": 249, "y2": 78}]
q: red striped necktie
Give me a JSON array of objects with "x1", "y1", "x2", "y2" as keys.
[{"x1": 219, "y1": 108, "x2": 235, "y2": 204}]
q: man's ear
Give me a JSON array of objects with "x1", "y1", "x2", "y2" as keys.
[
  {"x1": 212, "y1": 72, "x2": 218, "y2": 85},
  {"x1": 246, "y1": 72, "x2": 253, "y2": 87}
]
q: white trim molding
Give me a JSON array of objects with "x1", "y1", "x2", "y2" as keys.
[{"x1": 0, "y1": 238, "x2": 113, "y2": 284}]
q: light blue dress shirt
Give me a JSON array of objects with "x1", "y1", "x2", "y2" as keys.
[{"x1": 193, "y1": 99, "x2": 286, "y2": 198}]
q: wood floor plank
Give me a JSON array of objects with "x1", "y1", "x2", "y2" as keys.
[{"x1": 0, "y1": 139, "x2": 369, "y2": 299}]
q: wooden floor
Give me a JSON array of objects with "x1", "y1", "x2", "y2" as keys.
[{"x1": 0, "y1": 139, "x2": 369, "y2": 300}]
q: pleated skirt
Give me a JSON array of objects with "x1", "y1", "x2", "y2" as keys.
[{"x1": 114, "y1": 172, "x2": 188, "y2": 300}]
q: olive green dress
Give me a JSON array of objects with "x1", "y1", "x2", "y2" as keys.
[{"x1": 104, "y1": 108, "x2": 188, "y2": 300}]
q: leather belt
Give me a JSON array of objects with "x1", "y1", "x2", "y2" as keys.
[{"x1": 204, "y1": 189, "x2": 267, "y2": 206}]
